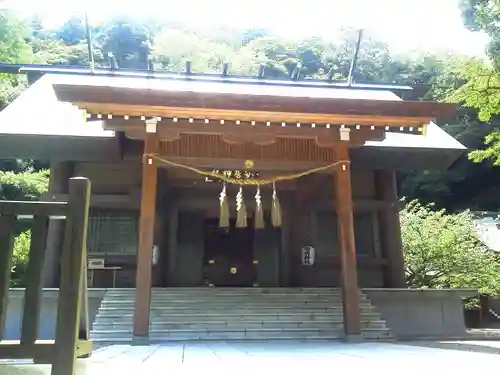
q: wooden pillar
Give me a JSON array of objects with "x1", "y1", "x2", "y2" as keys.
[
  {"x1": 42, "y1": 161, "x2": 73, "y2": 287},
  {"x1": 133, "y1": 119, "x2": 159, "y2": 337},
  {"x1": 335, "y1": 143, "x2": 361, "y2": 337},
  {"x1": 375, "y1": 170, "x2": 405, "y2": 288}
]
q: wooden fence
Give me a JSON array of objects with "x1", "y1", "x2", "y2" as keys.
[{"x1": 0, "y1": 177, "x2": 92, "y2": 375}]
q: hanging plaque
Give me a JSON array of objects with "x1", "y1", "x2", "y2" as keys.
[{"x1": 301, "y1": 246, "x2": 315, "y2": 266}]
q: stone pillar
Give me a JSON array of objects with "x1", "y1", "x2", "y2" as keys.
[
  {"x1": 375, "y1": 170, "x2": 406, "y2": 288},
  {"x1": 42, "y1": 161, "x2": 74, "y2": 287}
]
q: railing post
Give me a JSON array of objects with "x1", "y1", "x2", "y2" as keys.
[
  {"x1": 0, "y1": 214, "x2": 16, "y2": 339},
  {"x1": 52, "y1": 177, "x2": 91, "y2": 375},
  {"x1": 21, "y1": 215, "x2": 49, "y2": 344}
]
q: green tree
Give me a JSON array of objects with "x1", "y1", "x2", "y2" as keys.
[
  {"x1": 152, "y1": 29, "x2": 236, "y2": 73},
  {"x1": 401, "y1": 200, "x2": 500, "y2": 295},
  {"x1": 31, "y1": 38, "x2": 91, "y2": 66},
  {"x1": 94, "y1": 18, "x2": 152, "y2": 69},
  {"x1": 0, "y1": 11, "x2": 33, "y2": 109},
  {"x1": 54, "y1": 15, "x2": 87, "y2": 45},
  {"x1": 0, "y1": 170, "x2": 49, "y2": 201},
  {"x1": 0, "y1": 11, "x2": 33, "y2": 63},
  {"x1": 449, "y1": 1, "x2": 500, "y2": 167}
]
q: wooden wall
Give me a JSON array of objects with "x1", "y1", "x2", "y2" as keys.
[
  {"x1": 64, "y1": 160, "x2": 403, "y2": 288},
  {"x1": 73, "y1": 162, "x2": 142, "y2": 195}
]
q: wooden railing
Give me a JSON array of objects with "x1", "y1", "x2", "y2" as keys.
[{"x1": 0, "y1": 177, "x2": 92, "y2": 375}]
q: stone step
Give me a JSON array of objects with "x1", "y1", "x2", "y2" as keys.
[
  {"x1": 109, "y1": 299, "x2": 346, "y2": 305},
  {"x1": 91, "y1": 327, "x2": 347, "y2": 340},
  {"x1": 94, "y1": 312, "x2": 382, "y2": 322},
  {"x1": 95, "y1": 315, "x2": 349, "y2": 322},
  {"x1": 361, "y1": 328, "x2": 394, "y2": 339},
  {"x1": 93, "y1": 320, "x2": 388, "y2": 330},
  {"x1": 98, "y1": 307, "x2": 348, "y2": 313},
  {"x1": 90, "y1": 325, "x2": 392, "y2": 340},
  {"x1": 104, "y1": 291, "x2": 354, "y2": 295},
  {"x1": 98, "y1": 298, "x2": 356, "y2": 306},
  {"x1": 99, "y1": 304, "x2": 375, "y2": 309},
  {"x1": 90, "y1": 334, "x2": 348, "y2": 343},
  {"x1": 97, "y1": 310, "x2": 377, "y2": 318},
  {"x1": 90, "y1": 288, "x2": 392, "y2": 342},
  {"x1": 103, "y1": 295, "x2": 353, "y2": 300},
  {"x1": 100, "y1": 298, "x2": 366, "y2": 304},
  {"x1": 106, "y1": 292, "x2": 348, "y2": 299},
  {"x1": 105, "y1": 292, "x2": 346, "y2": 296}
]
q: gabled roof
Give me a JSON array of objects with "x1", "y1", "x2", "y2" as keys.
[{"x1": 0, "y1": 71, "x2": 466, "y2": 169}]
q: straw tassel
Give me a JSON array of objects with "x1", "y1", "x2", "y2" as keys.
[
  {"x1": 254, "y1": 186, "x2": 265, "y2": 229},
  {"x1": 271, "y1": 182, "x2": 282, "y2": 228},
  {"x1": 219, "y1": 183, "x2": 230, "y2": 228},
  {"x1": 236, "y1": 187, "x2": 247, "y2": 228}
]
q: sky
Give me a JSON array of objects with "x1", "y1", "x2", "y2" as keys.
[{"x1": 1, "y1": 0, "x2": 490, "y2": 56}]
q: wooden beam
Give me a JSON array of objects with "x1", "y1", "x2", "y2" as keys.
[
  {"x1": 53, "y1": 177, "x2": 91, "y2": 375},
  {"x1": 41, "y1": 193, "x2": 141, "y2": 210},
  {"x1": 334, "y1": 144, "x2": 361, "y2": 337},
  {"x1": 0, "y1": 340, "x2": 92, "y2": 363},
  {"x1": 105, "y1": 118, "x2": 387, "y2": 145},
  {"x1": 78, "y1": 102, "x2": 435, "y2": 127},
  {"x1": 133, "y1": 127, "x2": 159, "y2": 337},
  {"x1": 0, "y1": 215, "x2": 16, "y2": 339},
  {"x1": 0, "y1": 201, "x2": 67, "y2": 217},
  {"x1": 60, "y1": 84, "x2": 456, "y2": 119},
  {"x1": 21, "y1": 215, "x2": 49, "y2": 345}
]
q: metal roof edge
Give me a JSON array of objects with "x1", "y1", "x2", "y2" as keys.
[{"x1": 0, "y1": 63, "x2": 413, "y2": 91}]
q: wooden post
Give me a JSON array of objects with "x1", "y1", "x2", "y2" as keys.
[
  {"x1": 334, "y1": 144, "x2": 361, "y2": 337},
  {"x1": 0, "y1": 215, "x2": 16, "y2": 339},
  {"x1": 21, "y1": 215, "x2": 49, "y2": 344},
  {"x1": 133, "y1": 119, "x2": 159, "y2": 337},
  {"x1": 53, "y1": 177, "x2": 91, "y2": 375},
  {"x1": 375, "y1": 170, "x2": 405, "y2": 288},
  {"x1": 42, "y1": 162, "x2": 73, "y2": 287}
]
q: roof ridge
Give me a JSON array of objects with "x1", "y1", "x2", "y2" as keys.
[{"x1": 0, "y1": 63, "x2": 413, "y2": 92}]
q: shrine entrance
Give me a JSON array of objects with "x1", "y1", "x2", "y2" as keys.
[{"x1": 203, "y1": 217, "x2": 256, "y2": 287}]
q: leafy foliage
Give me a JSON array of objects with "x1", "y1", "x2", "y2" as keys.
[
  {"x1": 0, "y1": 11, "x2": 33, "y2": 64},
  {"x1": 401, "y1": 200, "x2": 500, "y2": 295},
  {"x1": 94, "y1": 17, "x2": 153, "y2": 69},
  {"x1": 10, "y1": 230, "x2": 30, "y2": 287},
  {"x1": 0, "y1": 11, "x2": 32, "y2": 109},
  {"x1": 0, "y1": 170, "x2": 49, "y2": 200},
  {"x1": 448, "y1": 59, "x2": 500, "y2": 122}
]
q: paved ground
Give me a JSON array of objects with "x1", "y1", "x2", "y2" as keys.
[{"x1": 2, "y1": 340, "x2": 500, "y2": 374}]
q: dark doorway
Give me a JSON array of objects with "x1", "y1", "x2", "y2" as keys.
[{"x1": 203, "y1": 218, "x2": 255, "y2": 286}]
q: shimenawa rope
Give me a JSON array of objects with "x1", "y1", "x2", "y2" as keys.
[{"x1": 146, "y1": 153, "x2": 348, "y2": 185}]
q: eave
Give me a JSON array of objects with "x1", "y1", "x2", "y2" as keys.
[{"x1": 54, "y1": 80, "x2": 456, "y2": 132}]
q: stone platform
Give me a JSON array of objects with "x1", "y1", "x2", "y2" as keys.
[{"x1": 2, "y1": 341, "x2": 500, "y2": 375}]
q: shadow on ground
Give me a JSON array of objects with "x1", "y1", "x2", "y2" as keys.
[{"x1": 403, "y1": 340, "x2": 500, "y2": 355}]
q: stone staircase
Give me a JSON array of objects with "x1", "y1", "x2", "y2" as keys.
[{"x1": 90, "y1": 288, "x2": 392, "y2": 343}]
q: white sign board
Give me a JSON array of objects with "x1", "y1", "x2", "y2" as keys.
[
  {"x1": 88, "y1": 258, "x2": 105, "y2": 269},
  {"x1": 152, "y1": 245, "x2": 159, "y2": 265},
  {"x1": 301, "y1": 246, "x2": 315, "y2": 266}
]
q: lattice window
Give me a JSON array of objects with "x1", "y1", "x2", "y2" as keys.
[{"x1": 87, "y1": 209, "x2": 139, "y2": 255}]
